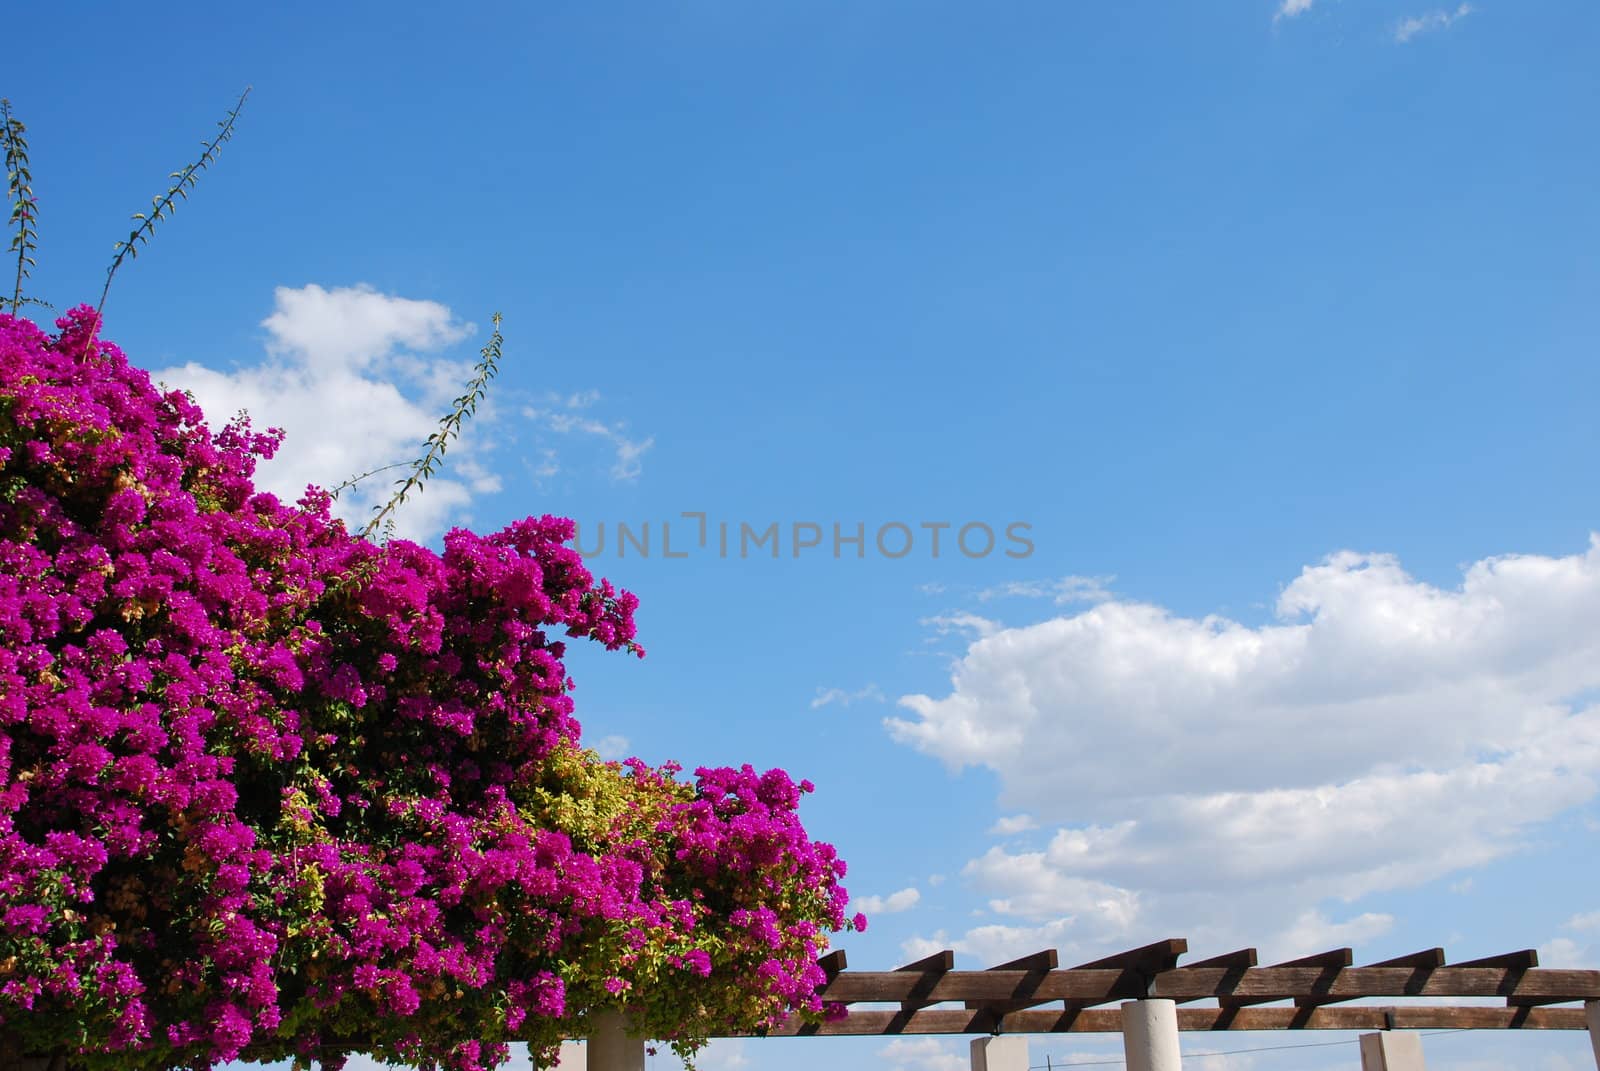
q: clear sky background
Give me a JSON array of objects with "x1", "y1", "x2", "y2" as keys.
[{"x1": 8, "y1": 2, "x2": 1600, "y2": 1069}]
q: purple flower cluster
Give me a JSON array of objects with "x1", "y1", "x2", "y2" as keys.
[{"x1": 0, "y1": 310, "x2": 856, "y2": 1071}]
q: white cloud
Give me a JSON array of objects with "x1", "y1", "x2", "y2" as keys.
[
  {"x1": 920, "y1": 612, "x2": 1002, "y2": 641},
  {"x1": 593, "y1": 735, "x2": 630, "y2": 761},
  {"x1": 1565, "y1": 910, "x2": 1600, "y2": 932},
  {"x1": 889, "y1": 539, "x2": 1600, "y2": 952},
  {"x1": 980, "y1": 575, "x2": 1115, "y2": 605},
  {"x1": 856, "y1": 887, "x2": 922, "y2": 915},
  {"x1": 158, "y1": 284, "x2": 487, "y2": 543},
  {"x1": 521, "y1": 393, "x2": 653, "y2": 482},
  {"x1": 1275, "y1": 909, "x2": 1395, "y2": 959},
  {"x1": 1275, "y1": 0, "x2": 1316, "y2": 21},
  {"x1": 812, "y1": 684, "x2": 887, "y2": 709},
  {"x1": 1395, "y1": 3, "x2": 1473, "y2": 43},
  {"x1": 901, "y1": 918, "x2": 1083, "y2": 968},
  {"x1": 988, "y1": 814, "x2": 1038, "y2": 836},
  {"x1": 689, "y1": 1040, "x2": 750, "y2": 1071},
  {"x1": 1538, "y1": 937, "x2": 1585, "y2": 970},
  {"x1": 880, "y1": 1038, "x2": 968, "y2": 1071}
]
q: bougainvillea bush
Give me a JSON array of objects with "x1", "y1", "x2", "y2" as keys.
[{"x1": 0, "y1": 308, "x2": 859, "y2": 1071}]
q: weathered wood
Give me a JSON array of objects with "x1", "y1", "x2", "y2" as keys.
[
  {"x1": 1367, "y1": 949, "x2": 1446, "y2": 970},
  {"x1": 1219, "y1": 948, "x2": 1351, "y2": 1009},
  {"x1": 1074, "y1": 939, "x2": 1187, "y2": 975},
  {"x1": 898, "y1": 951, "x2": 956, "y2": 973},
  {"x1": 899, "y1": 950, "x2": 955, "y2": 1013},
  {"x1": 965, "y1": 948, "x2": 1061, "y2": 1025},
  {"x1": 818, "y1": 966, "x2": 1600, "y2": 1005},
  {"x1": 1454, "y1": 950, "x2": 1538, "y2": 969},
  {"x1": 763, "y1": 1004, "x2": 1591, "y2": 1037},
  {"x1": 1176, "y1": 949, "x2": 1257, "y2": 1005}
]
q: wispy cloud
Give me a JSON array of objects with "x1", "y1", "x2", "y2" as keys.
[
  {"x1": 521, "y1": 392, "x2": 654, "y2": 482},
  {"x1": 593, "y1": 734, "x2": 630, "y2": 761},
  {"x1": 1274, "y1": 0, "x2": 1316, "y2": 22},
  {"x1": 811, "y1": 683, "x2": 887, "y2": 709},
  {"x1": 1395, "y1": 3, "x2": 1473, "y2": 43},
  {"x1": 919, "y1": 612, "x2": 1001, "y2": 640},
  {"x1": 979, "y1": 575, "x2": 1114, "y2": 605}
]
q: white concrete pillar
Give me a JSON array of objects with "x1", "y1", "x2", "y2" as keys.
[
  {"x1": 1121, "y1": 999, "x2": 1181, "y2": 1071},
  {"x1": 1586, "y1": 1000, "x2": 1599, "y2": 1069},
  {"x1": 970, "y1": 1035, "x2": 1028, "y2": 1071},
  {"x1": 587, "y1": 1012, "x2": 644, "y2": 1071},
  {"x1": 1359, "y1": 1031, "x2": 1426, "y2": 1070}
]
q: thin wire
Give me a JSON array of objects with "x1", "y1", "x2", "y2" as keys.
[{"x1": 1029, "y1": 1029, "x2": 1473, "y2": 1067}]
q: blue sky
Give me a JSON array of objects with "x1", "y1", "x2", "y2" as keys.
[{"x1": 9, "y1": 2, "x2": 1600, "y2": 1069}]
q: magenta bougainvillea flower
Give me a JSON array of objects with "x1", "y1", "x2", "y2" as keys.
[{"x1": 0, "y1": 309, "x2": 857, "y2": 1071}]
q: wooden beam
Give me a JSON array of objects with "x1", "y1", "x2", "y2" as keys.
[
  {"x1": 1455, "y1": 950, "x2": 1538, "y2": 970},
  {"x1": 1219, "y1": 948, "x2": 1351, "y2": 1009},
  {"x1": 819, "y1": 967, "x2": 1600, "y2": 1006},
  {"x1": 1296, "y1": 949, "x2": 1448, "y2": 1008},
  {"x1": 1365, "y1": 949, "x2": 1446, "y2": 970},
  {"x1": 818, "y1": 950, "x2": 848, "y2": 979},
  {"x1": 898, "y1": 951, "x2": 956, "y2": 974},
  {"x1": 897, "y1": 950, "x2": 955, "y2": 1014},
  {"x1": 1185, "y1": 949, "x2": 1259, "y2": 970},
  {"x1": 1176, "y1": 949, "x2": 1256, "y2": 1004},
  {"x1": 965, "y1": 948, "x2": 1061, "y2": 1026},
  {"x1": 763, "y1": 1004, "x2": 1590, "y2": 1037},
  {"x1": 1073, "y1": 939, "x2": 1187, "y2": 975}
]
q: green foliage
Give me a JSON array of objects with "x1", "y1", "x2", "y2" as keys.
[
  {"x1": 2, "y1": 98, "x2": 41, "y2": 315},
  {"x1": 97, "y1": 87, "x2": 251, "y2": 317},
  {"x1": 361, "y1": 311, "x2": 504, "y2": 540}
]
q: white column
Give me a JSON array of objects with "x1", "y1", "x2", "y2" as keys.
[
  {"x1": 970, "y1": 1035, "x2": 1028, "y2": 1071},
  {"x1": 1121, "y1": 999, "x2": 1181, "y2": 1071},
  {"x1": 1358, "y1": 1031, "x2": 1426, "y2": 1070},
  {"x1": 587, "y1": 1012, "x2": 644, "y2": 1071},
  {"x1": 1586, "y1": 1000, "x2": 1600, "y2": 1069}
]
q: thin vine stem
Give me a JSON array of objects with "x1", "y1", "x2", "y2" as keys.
[
  {"x1": 361, "y1": 313, "x2": 504, "y2": 540},
  {"x1": 97, "y1": 86, "x2": 251, "y2": 321},
  {"x1": 2, "y1": 99, "x2": 40, "y2": 316}
]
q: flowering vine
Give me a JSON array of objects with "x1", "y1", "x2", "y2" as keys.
[{"x1": 0, "y1": 309, "x2": 860, "y2": 1071}]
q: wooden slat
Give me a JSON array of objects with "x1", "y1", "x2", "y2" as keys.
[
  {"x1": 1073, "y1": 938, "x2": 1187, "y2": 974},
  {"x1": 1365, "y1": 949, "x2": 1446, "y2": 970},
  {"x1": 896, "y1": 951, "x2": 955, "y2": 973},
  {"x1": 896, "y1": 950, "x2": 955, "y2": 1014},
  {"x1": 1185, "y1": 949, "x2": 1259, "y2": 970},
  {"x1": 1176, "y1": 949, "x2": 1256, "y2": 1004},
  {"x1": 766, "y1": 1004, "x2": 1589, "y2": 1037},
  {"x1": 817, "y1": 950, "x2": 848, "y2": 979},
  {"x1": 1455, "y1": 950, "x2": 1538, "y2": 969},
  {"x1": 1219, "y1": 948, "x2": 1351, "y2": 1009},
  {"x1": 820, "y1": 966, "x2": 1600, "y2": 1005},
  {"x1": 964, "y1": 948, "x2": 1060, "y2": 1024},
  {"x1": 987, "y1": 949, "x2": 1059, "y2": 972}
]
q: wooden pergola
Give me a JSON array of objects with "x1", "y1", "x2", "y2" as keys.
[
  {"x1": 764, "y1": 938, "x2": 1600, "y2": 1036},
  {"x1": 561, "y1": 938, "x2": 1600, "y2": 1071}
]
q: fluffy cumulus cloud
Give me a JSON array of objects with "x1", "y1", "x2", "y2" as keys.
[
  {"x1": 889, "y1": 539, "x2": 1600, "y2": 958},
  {"x1": 157, "y1": 284, "x2": 493, "y2": 542}
]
